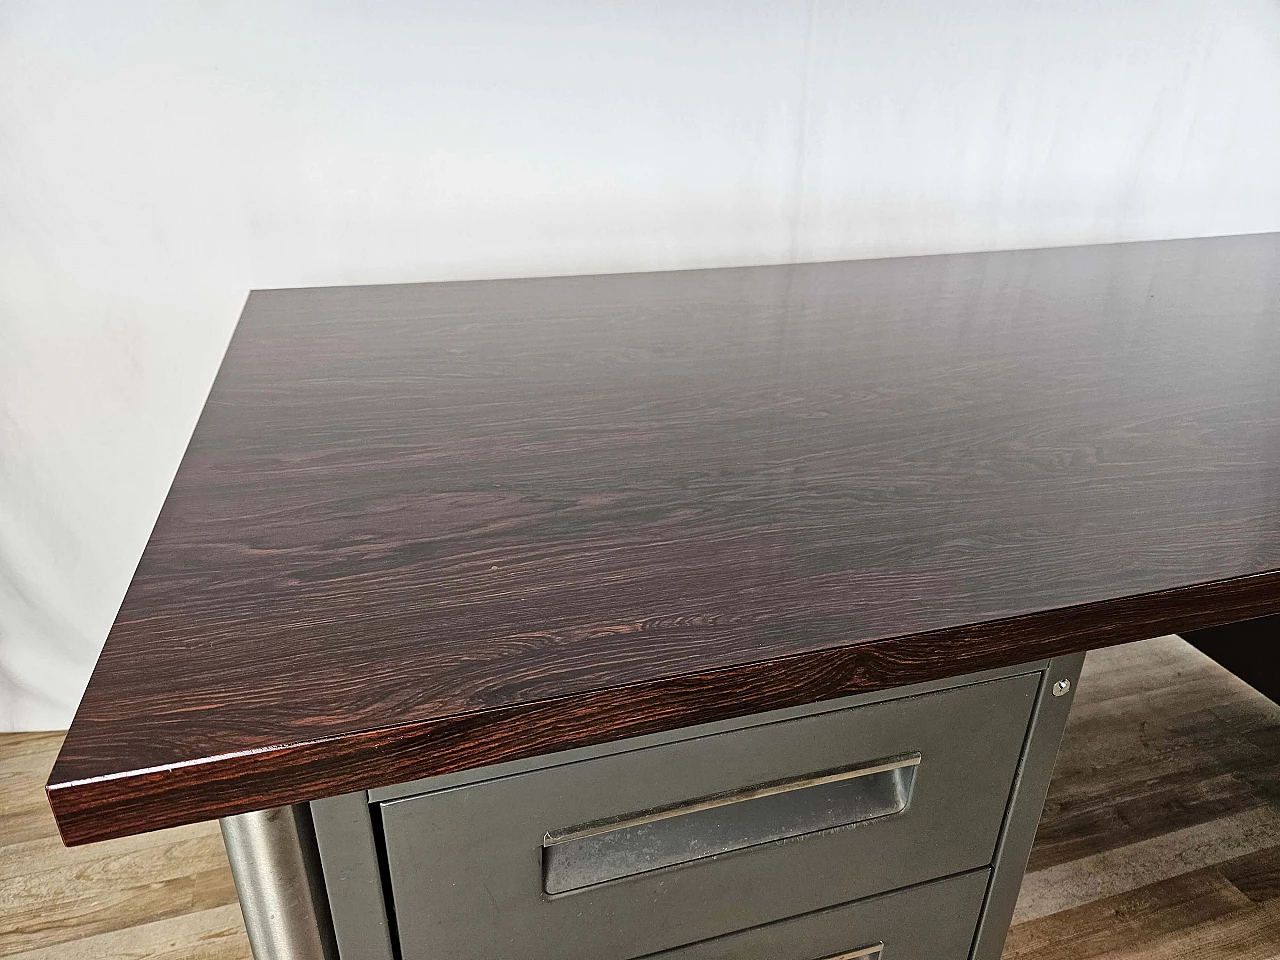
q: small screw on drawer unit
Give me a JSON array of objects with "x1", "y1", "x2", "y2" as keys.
[{"x1": 1052, "y1": 679, "x2": 1072, "y2": 697}]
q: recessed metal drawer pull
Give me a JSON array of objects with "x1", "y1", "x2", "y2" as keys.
[
  {"x1": 823, "y1": 944, "x2": 884, "y2": 960},
  {"x1": 542, "y1": 753, "x2": 920, "y2": 894}
]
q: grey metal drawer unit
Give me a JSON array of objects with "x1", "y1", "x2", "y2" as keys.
[
  {"x1": 378, "y1": 672, "x2": 1039, "y2": 960},
  {"x1": 645, "y1": 867, "x2": 990, "y2": 960}
]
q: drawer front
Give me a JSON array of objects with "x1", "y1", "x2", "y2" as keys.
[
  {"x1": 650, "y1": 867, "x2": 989, "y2": 960},
  {"x1": 381, "y1": 673, "x2": 1038, "y2": 960}
]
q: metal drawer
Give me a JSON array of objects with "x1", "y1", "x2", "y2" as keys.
[
  {"x1": 649, "y1": 867, "x2": 990, "y2": 960},
  {"x1": 379, "y1": 672, "x2": 1038, "y2": 960}
]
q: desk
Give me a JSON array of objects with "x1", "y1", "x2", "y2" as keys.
[{"x1": 46, "y1": 234, "x2": 1280, "y2": 960}]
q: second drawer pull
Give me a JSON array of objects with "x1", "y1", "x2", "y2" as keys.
[
  {"x1": 825, "y1": 944, "x2": 884, "y2": 960},
  {"x1": 543, "y1": 754, "x2": 920, "y2": 894}
]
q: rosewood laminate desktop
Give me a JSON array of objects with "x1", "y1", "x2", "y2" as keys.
[{"x1": 45, "y1": 233, "x2": 1280, "y2": 960}]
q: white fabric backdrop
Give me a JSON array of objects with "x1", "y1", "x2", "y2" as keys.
[{"x1": 3, "y1": 0, "x2": 1280, "y2": 729}]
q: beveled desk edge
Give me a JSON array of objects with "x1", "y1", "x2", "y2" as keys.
[{"x1": 45, "y1": 567, "x2": 1280, "y2": 845}]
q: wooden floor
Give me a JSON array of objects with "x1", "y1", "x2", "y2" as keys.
[{"x1": 1, "y1": 635, "x2": 1277, "y2": 959}]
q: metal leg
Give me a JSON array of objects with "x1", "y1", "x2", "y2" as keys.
[
  {"x1": 1180, "y1": 616, "x2": 1278, "y2": 702},
  {"x1": 969, "y1": 652, "x2": 1085, "y2": 960},
  {"x1": 220, "y1": 804, "x2": 339, "y2": 960},
  {"x1": 311, "y1": 792, "x2": 396, "y2": 960}
]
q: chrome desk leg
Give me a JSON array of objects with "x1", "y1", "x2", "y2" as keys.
[{"x1": 220, "y1": 805, "x2": 338, "y2": 960}]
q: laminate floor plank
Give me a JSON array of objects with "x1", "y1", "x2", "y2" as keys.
[
  {"x1": 1221, "y1": 845, "x2": 1280, "y2": 905},
  {"x1": 1014, "y1": 806, "x2": 1280, "y2": 924},
  {"x1": 0, "y1": 904, "x2": 251, "y2": 960},
  {"x1": 1046, "y1": 694, "x2": 1275, "y2": 793},
  {"x1": 1002, "y1": 865, "x2": 1254, "y2": 960},
  {"x1": 0, "y1": 805, "x2": 60, "y2": 848},
  {"x1": 1098, "y1": 899, "x2": 1280, "y2": 960},
  {"x1": 1028, "y1": 767, "x2": 1277, "y2": 871},
  {"x1": 0, "y1": 821, "x2": 219, "y2": 883},
  {"x1": 0, "y1": 734, "x2": 63, "y2": 761},
  {"x1": 0, "y1": 866, "x2": 238, "y2": 957},
  {"x1": 0, "y1": 837, "x2": 238, "y2": 955},
  {"x1": 1, "y1": 635, "x2": 1275, "y2": 959}
]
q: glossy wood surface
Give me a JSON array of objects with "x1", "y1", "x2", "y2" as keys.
[{"x1": 47, "y1": 234, "x2": 1280, "y2": 844}]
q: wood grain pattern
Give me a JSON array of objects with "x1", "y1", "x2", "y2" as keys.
[{"x1": 47, "y1": 234, "x2": 1280, "y2": 844}]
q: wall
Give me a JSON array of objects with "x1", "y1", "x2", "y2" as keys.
[{"x1": 3, "y1": 0, "x2": 1280, "y2": 730}]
